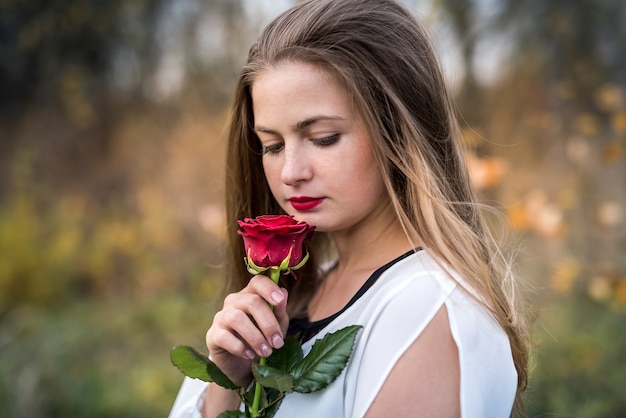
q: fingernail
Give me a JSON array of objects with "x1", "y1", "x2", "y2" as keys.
[
  {"x1": 260, "y1": 343, "x2": 272, "y2": 357},
  {"x1": 272, "y1": 334, "x2": 284, "y2": 349},
  {"x1": 244, "y1": 350, "x2": 255, "y2": 360},
  {"x1": 271, "y1": 291, "x2": 285, "y2": 304}
]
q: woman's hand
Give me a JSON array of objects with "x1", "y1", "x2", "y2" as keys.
[{"x1": 205, "y1": 275, "x2": 289, "y2": 387}]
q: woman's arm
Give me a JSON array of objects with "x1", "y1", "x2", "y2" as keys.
[
  {"x1": 364, "y1": 306, "x2": 460, "y2": 418},
  {"x1": 201, "y1": 384, "x2": 242, "y2": 418}
]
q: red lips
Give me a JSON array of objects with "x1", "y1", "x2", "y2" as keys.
[{"x1": 289, "y1": 197, "x2": 324, "y2": 211}]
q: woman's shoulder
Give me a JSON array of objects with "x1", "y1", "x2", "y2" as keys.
[
  {"x1": 347, "y1": 250, "x2": 517, "y2": 417},
  {"x1": 378, "y1": 250, "x2": 513, "y2": 353},
  {"x1": 369, "y1": 249, "x2": 458, "y2": 299},
  {"x1": 359, "y1": 248, "x2": 516, "y2": 381}
]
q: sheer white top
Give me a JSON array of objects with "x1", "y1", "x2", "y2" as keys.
[{"x1": 168, "y1": 250, "x2": 517, "y2": 418}]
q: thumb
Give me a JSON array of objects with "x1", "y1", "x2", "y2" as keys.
[{"x1": 273, "y1": 288, "x2": 290, "y2": 336}]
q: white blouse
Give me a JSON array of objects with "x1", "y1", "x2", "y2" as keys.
[{"x1": 168, "y1": 250, "x2": 517, "y2": 418}]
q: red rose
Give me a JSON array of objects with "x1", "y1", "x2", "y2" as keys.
[{"x1": 238, "y1": 215, "x2": 315, "y2": 272}]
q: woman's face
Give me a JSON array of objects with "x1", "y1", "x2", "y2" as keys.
[{"x1": 251, "y1": 61, "x2": 391, "y2": 234}]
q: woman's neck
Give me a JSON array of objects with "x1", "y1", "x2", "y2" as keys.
[
  {"x1": 307, "y1": 215, "x2": 414, "y2": 321},
  {"x1": 331, "y1": 210, "x2": 414, "y2": 274}
]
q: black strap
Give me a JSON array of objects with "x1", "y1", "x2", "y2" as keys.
[{"x1": 288, "y1": 248, "x2": 421, "y2": 343}]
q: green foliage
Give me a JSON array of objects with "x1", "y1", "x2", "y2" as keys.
[
  {"x1": 266, "y1": 337, "x2": 303, "y2": 372},
  {"x1": 0, "y1": 296, "x2": 211, "y2": 418},
  {"x1": 170, "y1": 346, "x2": 239, "y2": 390},
  {"x1": 526, "y1": 295, "x2": 626, "y2": 417},
  {"x1": 1, "y1": 0, "x2": 160, "y2": 122},
  {"x1": 0, "y1": 0, "x2": 625, "y2": 417},
  {"x1": 438, "y1": 0, "x2": 626, "y2": 98},
  {"x1": 170, "y1": 326, "x2": 361, "y2": 418},
  {"x1": 0, "y1": 191, "x2": 80, "y2": 313},
  {"x1": 0, "y1": 148, "x2": 220, "y2": 317},
  {"x1": 290, "y1": 325, "x2": 362, "y2": 393},
  {"x1": 252, "y1": 365, "x2": 294, "y2": 393}
]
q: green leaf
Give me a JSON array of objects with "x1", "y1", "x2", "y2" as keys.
[
  {"x1": 252, "y1": 364, "x2": 294, "y2": 392},
  {"x1": 261, "y1": 391, "x2": 284, "y2": 418},
  {"x1": 266, "y1": 336, "x2": 303, "y2": 372},
  {"x1": 290, "y1": 325, "x2": 362, "y2": 393},
  {"x1": 170, "y1": 345, "x2": 240, "y2": 390},
  {"x1": 243, "y1": 384, "x2": 257, "y2": 406},
  {"x1": 245, "y1": 385, "x2": 283, "y2": 418},
  {"x1": 205, "y1": 360, "x2": 241, "y2": 390},
  {"x1": 169, "y1": 345, "x2": 211, "y2": 381},
  {"x1": 254, "y1": 388, "x2": 283, "y2": 418},
  {"x1": 217, "y1": 411, "x2": 247, "y2": 418}
]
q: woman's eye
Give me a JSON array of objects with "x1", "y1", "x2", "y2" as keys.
[
  {"x1": 313, "y1": 134, "x2": 340, "y2": 147},
  {"x1": 262, "y1": 142, "x2": 284, "y2": 155}
]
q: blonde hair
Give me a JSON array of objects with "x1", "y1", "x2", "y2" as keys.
[{"x1": 223, "y1": 0, "x2": 529, "y2": 415}]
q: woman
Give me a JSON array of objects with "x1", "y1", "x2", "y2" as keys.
[{"x1": 170, "y1": 0, "x2": 529, "y2": 416}]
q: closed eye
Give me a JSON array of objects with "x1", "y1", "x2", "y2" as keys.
[
  {"x1": 313, "y1": 133, "x2": 340, "y2": 147},
  {"x1": 262, "y1": 142, "x2": 284, "y2": 155}
]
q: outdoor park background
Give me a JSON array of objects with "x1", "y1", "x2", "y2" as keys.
[{"x1": 1, "y1": 0, "x2": 625, "y2": 416}]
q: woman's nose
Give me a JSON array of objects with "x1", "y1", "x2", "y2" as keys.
[{"x1": 280, "y1": 145, "x2": 313, "y2": 186}]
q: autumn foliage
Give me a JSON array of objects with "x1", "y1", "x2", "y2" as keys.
[{"x1": 1, "y1": 1, "x2": 625, "y2": 417}]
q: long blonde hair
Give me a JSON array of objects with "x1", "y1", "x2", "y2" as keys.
[{"x1": 223, "y1": 0, "x2": 529, "y2": 415}]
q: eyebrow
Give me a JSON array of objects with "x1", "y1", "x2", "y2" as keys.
[{"x1": 254, "y1": 115, "x2": 344, "y2": 134}]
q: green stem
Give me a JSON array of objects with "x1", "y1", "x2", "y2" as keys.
[{"x1": 250, "y1": 268, "x2": 281, "y2": 418}]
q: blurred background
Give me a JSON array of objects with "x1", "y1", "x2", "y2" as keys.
[{"x1": 1, "y1": 0, "x2": 625, "y2": 416}]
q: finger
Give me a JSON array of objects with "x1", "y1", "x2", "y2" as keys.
[
  {"x1": 225, "y1": 287, "x2": 287, "y2": 349},
  {"x1": 273, "y1": 288, "x2": 290, "y2": 337},
  {"x1": 217, "y1": 307, "x2": 276, "y2": 357},
  {"x1": 244, "y1": 289, "x2": 288, "y2": 349},
  {"x1": 207, "y1": 326, "x2": 256, "y2": 361},
  {"x1": 224, "y1": 292, "x2": 283, "y2": 336},
  {"x1": 243, "y1": 274, "x2": 287, "y2": 306}
]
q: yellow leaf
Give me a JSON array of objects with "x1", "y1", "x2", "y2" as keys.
[
  {"x1": 466, "y1": 155, "x2": 507, "y2": 190},
  {"x1": 588, "y1": 276, "x2": 612, "y2": 302},
  {"x1": 615, "y1": 281, "x2": 626, "y2": 305},
  {"x1": 507, "y1": 204, "x2": 529, "y2": 231},
  {"x1": 551, "y1": 258, "x2": 581, "y2": 295},
  {"x1": 594, "y1": 84, "x2": 624, "y2": 112},
  {"x1": 575, "y1": 113, "x2": 600, "y2": 137},
  {"x1": 611, "y1": 112, "x2": 626, "y2": 135},
  {"x1": 602, "y1": 142, "x2": 624, "y2": 164}
]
